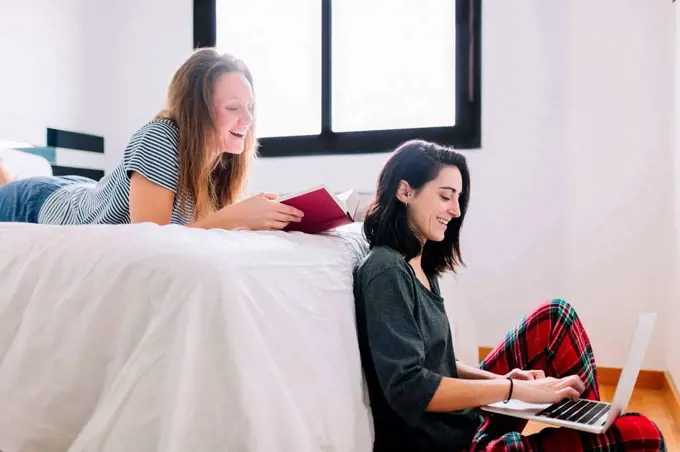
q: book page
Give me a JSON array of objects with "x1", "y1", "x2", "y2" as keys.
[{"x1": 335, "y1": 189, "x2": 360, "y2": 219}]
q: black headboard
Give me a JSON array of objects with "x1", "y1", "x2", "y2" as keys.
[{"x1": 46, "y1": 128, "x2": 105, "y2": 180}]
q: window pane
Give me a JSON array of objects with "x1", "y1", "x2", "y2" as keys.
[
  {"x1": 332, "y1": 0, "x2": 456, "y2": 132},
  {"x1": 216, "y1": 0, "x2": 321, "y2": 137}
]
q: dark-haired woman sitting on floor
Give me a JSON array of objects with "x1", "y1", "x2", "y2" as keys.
[{"x1": 353, "y1": 139, "x2": 665, "y2": 451}]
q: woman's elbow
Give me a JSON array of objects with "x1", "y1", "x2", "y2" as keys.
[
  {"x1": 129, "y1": 214, "x2": 172, "y2": 226},
  {"x1": 384, "y1": 374, "x2": 442, "y2": 423}
]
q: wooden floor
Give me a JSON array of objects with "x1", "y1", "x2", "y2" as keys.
[{"x1": 523, "y1": 386, "x2": 679, "y2": 448}]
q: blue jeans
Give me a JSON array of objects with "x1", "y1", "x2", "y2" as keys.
[{"x1": 0, "y1": 176, "x2": 93, "y2": 223}]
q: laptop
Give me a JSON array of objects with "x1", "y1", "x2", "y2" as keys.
[{"x1": 480, "y1": 312, "x2": 657, "y2": 435}]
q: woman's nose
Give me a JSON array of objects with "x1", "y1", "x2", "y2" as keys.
[
  {"x1": 449, "y1": 202, "x2": 461, "y2": 218},
  {"x1": 241, "y1": 110, "x2": 253, "y2": 125}
]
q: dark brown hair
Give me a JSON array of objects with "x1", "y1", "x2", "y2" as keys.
[{"x1": 363, "y1": 139, "x2": 471, "y2": 277}]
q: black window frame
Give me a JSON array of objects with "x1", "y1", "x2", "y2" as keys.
[{"x1": 193, "y1": 0, "x2": 481, "y2": 158}]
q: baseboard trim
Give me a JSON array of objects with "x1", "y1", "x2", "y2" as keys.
[
  {"x1": 477, "y1": 346, "x2": 493, "y2": 364},
  {"x1": 664, "y1": 372, "x2": 680, "y2": 427},
  {"x1": 597, "y1": 367, "x2": 666, "y2": 389},
  {"x1": 477, "y1": 346, "x2": 665, "y2": 390}
]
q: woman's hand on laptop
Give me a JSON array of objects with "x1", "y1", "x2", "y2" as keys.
[
  {"x1": 505, "y1": 368, "x2": 546, "y2": 380},
  {"x1": 513, "y1": 375, "x2": 585, "y2": 404}
]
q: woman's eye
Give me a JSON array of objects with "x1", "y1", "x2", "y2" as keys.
[
  {"x1": 440, "y1": 195, "x2": 451, "y2": 201},
  {"x1": 227, "y1": 107, "x2": 238, "y2": 111}
]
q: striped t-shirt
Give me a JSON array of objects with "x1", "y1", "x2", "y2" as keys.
[{"x1": 38, "y1": 119, "x2": 196, "y2": 225}]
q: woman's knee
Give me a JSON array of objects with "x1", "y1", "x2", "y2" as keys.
[
  {"x1": 533, "y1": 298, "x2": 579, "y2": 322},
  {"x1": 613, "y1": 413, "x2": 666, "y2": 449}
]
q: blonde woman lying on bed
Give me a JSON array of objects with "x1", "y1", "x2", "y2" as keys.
[{"x1": 0, "y1": 48, "x2": 303, "y2": 231}]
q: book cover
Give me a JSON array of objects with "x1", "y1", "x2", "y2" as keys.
[{"x1": 278, "y1": 185, "x2": 360, "y2": 234}]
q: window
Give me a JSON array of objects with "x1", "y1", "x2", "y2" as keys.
[
  {"x1": 213, "y1": 0, "x2": 321, "y2": 138},
  {"x1": 194, "y1": 0, "x2": 481, "y2": 157}
]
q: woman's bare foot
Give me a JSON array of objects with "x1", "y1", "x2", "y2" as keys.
[{"x1": 0, "y1": 161, "x2": 14, "y2": 187}]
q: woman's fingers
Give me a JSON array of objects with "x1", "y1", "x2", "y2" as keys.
[
  {"x1": 573, "y1": 377, "x2": 586, "y2": 395},
  {"x1": 271, "y1": 211, "x2": 301, "y2": 223},
  {"x1": 556, "y1": 387, "x2": 580, "y2": 402},
  {"x1": 564, "y1": 375, "x2": 585, "y2": 395},
  {"x1": 269, "y1": 204, "x2": 303, "y2": 222},
  {"x1": 266, "y1": 220, "x2": 290, "y2": 230},
  {"x1": 552, "y1": 375, "x2": 586, "y2": 395},
  {"x1": 531, "y1": 370, "x2": 546, "y2": 380},
  {"x1": 277, "y1": 203, "x2": 304, "y2": 219}
]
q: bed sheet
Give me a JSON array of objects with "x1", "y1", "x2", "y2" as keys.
[{"x1": 0, "y1": 222, "x2": 373, "y2": 452}]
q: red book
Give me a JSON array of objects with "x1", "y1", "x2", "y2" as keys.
[{"x1": 278, "y1": 185, "x2": 361, "y2": 234}]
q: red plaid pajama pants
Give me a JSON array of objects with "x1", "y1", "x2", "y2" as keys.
[{"x1": 471, "y1": 299, "x2": 666, "y2": 451}]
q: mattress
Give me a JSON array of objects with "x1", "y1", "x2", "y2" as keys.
[{"x1": 0, "y1": 222, "x2": 373, "y2": 452}]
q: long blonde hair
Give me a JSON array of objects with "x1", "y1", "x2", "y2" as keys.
[{"x1": 156, "y1": 48, "x2": 257, "y2": 220}]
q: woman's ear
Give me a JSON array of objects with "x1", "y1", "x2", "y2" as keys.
[{"x1": 396, "y1": 180, "x2": 413, "y2": 204}]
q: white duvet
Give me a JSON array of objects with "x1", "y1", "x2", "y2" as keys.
[{"x1": 0, "y1": 222, "x2": 374, "y2": 452}]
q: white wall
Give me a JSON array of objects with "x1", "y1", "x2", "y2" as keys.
[
  {"x1": 249, "y1": 1, "x2": 675, "y2": 370},
  {"x1": 95, "y1": 0, "x2": 192, "y2": 170},
  {"x1": 563, "y1": 1, "x2": 676, "y2": 370},
  {"x1": 671, "y1": 2, "x2": 680, "y2": 391},
  {"x1": 0, "y1": 0, "x2": 89, "y2": 144},
  {"x1": 4, "y1": 0, "x2": 676, "y2": 371},
  {"x1": 0, "y1": 0, "x2": 188, "y2": 163}
]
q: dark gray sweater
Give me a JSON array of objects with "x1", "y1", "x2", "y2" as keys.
[{"x1": 353, "y1": 246, "x2": 483, "y2": 451}]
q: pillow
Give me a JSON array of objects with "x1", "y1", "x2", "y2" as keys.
[{"x1": 0, "y1": 148, "x2": 53, "y2": 180}]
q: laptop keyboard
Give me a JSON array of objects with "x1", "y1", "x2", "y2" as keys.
[{"x1": 536, "y1": 399, "x2": 611, "y2": 425}]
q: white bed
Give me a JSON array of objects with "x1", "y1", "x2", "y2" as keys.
[
  {"x1": 0, "y1": 219, "x2": 479, "y2": 452},
  {"x1": 0, "y1": 222, "x2": 375, "y2": 452}
]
